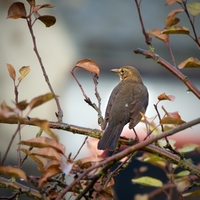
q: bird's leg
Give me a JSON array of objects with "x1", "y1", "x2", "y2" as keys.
[{"x1": 133, "y1": 128, "x2": 139, "y2": 141}]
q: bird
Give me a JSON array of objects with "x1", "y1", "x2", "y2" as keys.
[{"x1": 97, "y1": 66, "x2": 148, "y2": 151}]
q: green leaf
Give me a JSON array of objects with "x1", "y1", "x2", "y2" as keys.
[
  {"x1": 187, "y1": 2, "x2": 200, "y2": 17},
  {"x1": 132, "y1": 176, "x2": 163, "y2": 187},
  {"x1": 174, "y1": 170, "x2": 190, "y2": 177},
  {"x1": 179, "y1": 143, "x2": 200, "y2": 153},
  {"x1": 162, "y1": 26, "x2": 190, "y2": 35}
]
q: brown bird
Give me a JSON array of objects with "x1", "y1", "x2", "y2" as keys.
[{"x1": 97, "y1": 66, "x2": 148, "y2": 151}]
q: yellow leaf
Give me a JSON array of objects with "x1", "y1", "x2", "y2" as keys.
[
  {"x1": 178, "y1": 57, "x2": 200, "y2": 69},
  {"x1": 0, "y1": 165, "x2": 27, "y2": 181},
  {"x1": 165, "y1": 16, "x2": 180, "y2": 27},
  {"x1": 6, "y1": 63, "x2": 16, "y2": 81},
  {"x1": 187, "y1": 2, "x2": 200, "y2": 17},
  {"x1": 132, "y1": 176, "x2": 163, "y2": 187},
  {"x1": 75, "y1": 59, "x2": 100, "y2": 75},
  {"x1": 18, "y1": 66, "x2": 30, "y2": 82},
  {"x1": 162, "y1": 26, "x2": 190, "y2": 35}
]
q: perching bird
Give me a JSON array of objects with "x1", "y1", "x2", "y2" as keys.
[{"x1": 97, "y1": 66, "x2": 148, "y2": 151}]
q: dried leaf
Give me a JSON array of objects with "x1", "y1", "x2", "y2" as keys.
[
  {"x1": 18, "y1": 66, "x2": 30, "y2": 82},
  {"x1": 165, "y1": 0, "x2": 179, "y2": 6},
  {"x1": 165, "y1": 16, "x2": 180, "y2": 27},
  {"x1": 26, "y1": 0, "x2": 35, "y2": 6},
  {"x1": 187, "y1": 2, "x2": 200, "y2": 17},
  {"x1": 33, "y1": 4, "x2": 54, "y2": 12},
  {"x1": 148, "y1": 29, "x2": 169, "y2": 43},
  {"x1": 0, "y1": 165, "x2": 27, "y2": 181},
  {"x1": 39, "y1": 165, "x2": 61, "y2": 186},
  {"x1": 168, "y1": 8, "x2": 184, "y2": 16},
  {"x1": 19, "y1": 136, "x2": 65, "y2": 154},
  {"x1": 29, "y1": 93, "x2": 54, "y2": 110},
  {"x1": 162, "y1": 26, "x2": 190, "y2": 35},
  {"x1": 132, "y1": 176, "x2": 163, "y2": 187},
  {"x1": 6, "y1": 63, "x2": 16, "y2": 81},
  {"x1": 178, "y1": 57, "x2": 200, "y2": 69},
  {"x1": 158, "y1": 93, "x2": 175, "y2": 101},
  {"x1": 38, "y1": 15, "x2": 56, "y2": 27},
  {"x1": 75, "y1": 59, "x2": 100, "y2": 75},
  {"x1": 15, "y1": 100, "x2": 29, "y2": 111},
  {"x1": 7, "y1": 2, "x2": 27, "y2": 19},
  {"x1": 160, "y1": 116, "x2": 185, "y2": 125},
  {"x1": 31, "y1": 147, "x2": 62, "y2": 161}
]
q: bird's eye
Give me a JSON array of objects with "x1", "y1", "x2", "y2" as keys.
[{"x1": 121, "y1": 69, "x2": 124, "y2": 74}]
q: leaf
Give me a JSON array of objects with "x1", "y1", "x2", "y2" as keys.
[
  {"x1": 165, "y1": 0, "x2": 180, "y2": 6},
  {"x1": 160, "y1": 116, "x2": 185, "y2": 125},
  {"x1": 38, "y1": 15, "x2": 56, "y2": 27},
  {"x1": 19, "y1": 137, "x2": 65, "y2": 154},
  {"x1": 187, "y1": 2, "x2": 200, "y2": 17},
  {"x1": 147, "y1": 29, "x2": 169, "y2": 43},
  {"x1": 31, "y1": 147, "x2": 62, "y2": 161},
  {"x1": 29, "y1": 93, "x2": 54, "y2": 110},
  {"x1": 168, "y1": 8, "x2": 184, "y2": 16},
  {"x1": 158, "y1": 93, "x2": 175, "y2": 101},
  {"x1": 26, "y1": 0, "x2": 35, "y2": 6},
  {"x1": 178, "y1": 57, "x2": 200, "y2": 69},
  {"x1": 18, "y1": 66, "x2": 30, "y2": 82},
  {"x1": 162, "y1": 26, "x2": 190, "y2": 35},
  {"x1": 15, "y1": 100, "x2": 29, "y2": 111},
  {"x1": 33, "y1": 4, "x2": 54, "y2": 12},
  {"x1": 183, "y1": 190, "x2": 200, "y2": 197},
  {"x1": 165, "y1": 16, "x2": 180, "y2": 27},
  {"x1": 7, "y1": 2, "x2": 27, "y2": 19},
  {"x1": 20, "y1": 148, "x2": 45, "y2": 169},
  {"x1": 179, "y1": 143, "x2": 200, "y2": 153},
  {"x1": 132, "y1": 176, "x2": 163, "y2": 187},
  {"x1": 6, "y1": 63, "x2": 16, "y2": 81},
  {"x1": 0, "y1": 165, "x2": 27, "y2": 181},
  {"x1": 175, "y1": 170, "x2": 190, "y2": 177},
  {"x1": 39, "y1": 165, "x2": 61, "y2": 186},
  {"x1": 75, "y1": 59, "x2": 100, "y2": 75},
  {"x1": 60, "y1": 162, "x2": 74, "y2": 175}
]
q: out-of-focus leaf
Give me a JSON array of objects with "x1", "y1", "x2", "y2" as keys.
[
  {"x1": 183, "y1": 190, "x2": 200, "y2": 197},
  {"x1": 168, "y1": 8, "x2": 184, "y2": 16},
  {"x1": 26, "y1": 0, "x2": 35, "y2": 6},
  {"x1": 187, "y1": 2, "x2": 200, "y2": 17},
  {"x1": 19, "y1": 136, "x2": 65, "y2": 154},
  {"x1": 7, "y1": 2, "x2": 27, "y2": 19},
  {"x1": 165, "y1": 16, "x2": 180, "y2": 27},
  {"x1": 178, "y1": 57, "x2": 200, "y2": 69},
  {"x1": 29, "y1": 93, "x2": 54, "y2": 110},
  {"x1": 179, "y1": 143, "x2": 200, "y2": 153},
  {"x1": 6, "y1": 63, "x2": 16, "y2": 81},
  {"x1": 134, "y1": 194, "x2": 149, "y2": 200},
  {"x1": 162, "y1": 26, "x2": 190, "y2": 34},
  {"x1": 15, "y1": 100, "x2": 29, "y2": 111},
  {"x1": 18, "y1": 66, "x2": 30, "y2": 82},
  {"x1": 38, "y1": 15, "x2": 56, "y2": 27},
  {"x1": 132, "y1": 176, "x2": 163, "y2": 187},
  {"x1": 158, "y1": 93, "x2": 175, "y2": 101},
  {"x1": 60, "y1": 162, "x2": 74, "y2": 175},
  {"x1": 160, "y1": 116, "x2": 185, "y2": 125},
  {"x1": 148, "y1": 29, "x2": 169, "y2": 43},
  {"x1": 31, "y1": 147, "x2": 62, "y2": 161},
  {"x1": 165, "y1": 0, "x2": 180, "y2": 6},
  {"x1": 174, "y1": 170, "x2": 190, "y2": 177},
  {"x1": 75, "y1": 59, "x2": 100, "y2": 75},
  {"x1": 33, "y1": 4, "x2": 54, "y2": 12},
  {"x1": 0, "y1": 165, "x2": 27, "y2": 181},
  {"x1": 175, "y1": 176, "x2": 190, "y2": 193},
  {"x1": 39, "y1": 165, "x2": 61, "y2": 186}
]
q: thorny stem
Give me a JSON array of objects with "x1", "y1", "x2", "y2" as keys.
[{"x1": 25, "y1": 11, "x2": 63, "y2": 122}]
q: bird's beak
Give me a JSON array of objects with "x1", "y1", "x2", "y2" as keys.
[{"x1": 111, "y1": 69, "x2": 120, "y2": 73}]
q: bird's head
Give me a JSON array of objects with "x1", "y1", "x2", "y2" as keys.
[{"x1": 111, "y1": 66, "x2": 143, "y2": 83}]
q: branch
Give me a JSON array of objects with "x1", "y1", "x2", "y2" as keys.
[{"x1": 134, "y1": 48, "x2": 200, "y2": 99}]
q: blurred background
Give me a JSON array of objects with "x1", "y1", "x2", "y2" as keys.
[{"x1": 0, "y1": 0, "x2": 200, "y2": 199}]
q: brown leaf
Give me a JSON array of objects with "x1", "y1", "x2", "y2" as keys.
[
  {"x1": 0, "y1": 165, "x2": 27, "y2": 181},
  {"x1": 148, "y1": 29, "x2": 169, "y2": 43},
  {"x1": 26, "y1": 0, "x2": 35, "y2": 6},
  {"x1": 168, "y1": 8, "x2": 184, "y2": 17},
  {"x1": 31, "y1": 147, "x2": 62, "y2": 161},
  {"x1": 19, "y1": 136, "x2": 65, "y2": 154},
  {"x1": 33, "y1": 4, "x2": 54, "y2": 12},
  {"x1": 38, "y1": 15, "x2": 56, "y2": 27},
  {"x1": 75, "y1": 59, "x2": 100, "y2": 75},
  {"x1": 29, "y1": 93, "x2": 54, "y2": 110},
  {"x1": 158, "y1": 93, "x2": 175, "y2": 101},
  {"x1": 18, "y1": 66, "x2": 30, "y2": 82},
  {"x1": 160, "y1": 115, "x2": 185, "y2": 125},
  {"x1": 6, "y1": 63, "x2": 16, "y2": 81},
  {"x1": 39, "y1": 165, "x2": 61, "y2": 186},
  {"x1": 165, "y1": 0, "x2": 181, "y2": 6},
  {"x1": 162, "y1": 26, "x2": 190, "y2": 35},
  {"x1": 7, "y1": 2, "x2": 27, "y2": 19},
  {"x1": 15, "y1": 100, "x2": 29, "y2": 111},
  {"x1": 165, "y1": 16, "x2": 180, "y2": 27},
  {"x1": 178, "y1": 57, "x2": 200, "y2": 69}
]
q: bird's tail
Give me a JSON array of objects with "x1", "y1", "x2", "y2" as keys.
[{"x1": 97, "y1": 124, "x2": 124, "y2": 151}]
